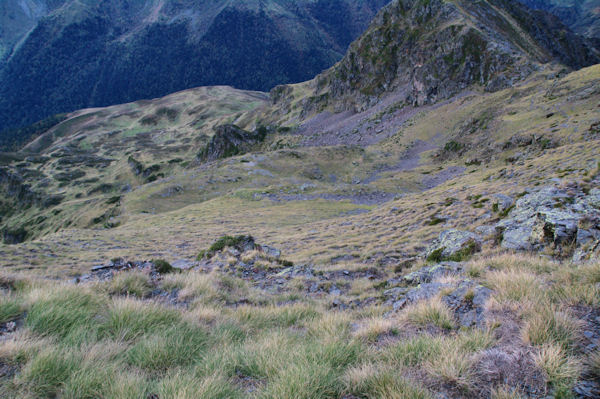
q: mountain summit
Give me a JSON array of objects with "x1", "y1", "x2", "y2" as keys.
[{"x1": 271, "y1": 0, "x2": 600, "y2": 116}]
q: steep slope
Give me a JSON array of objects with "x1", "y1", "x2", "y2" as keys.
[
  {"x1": 269, "y1": 0, "x2": 599, "y2": 120},
  {"x1": 1, "y1": 1, "x2": 600, "y2": 397},
  {"x1": 0, "y1": 0, "x2": 68, "y2": 61},
  {"x1": 0, "y1": 0, "x2": 388, "y2": 134},
  {"x1": 0, "y1": 86, "x2": 268, "y2": 243},
  {"x1": 519, "y1": 0, "x2": 600, "y2": 39}
]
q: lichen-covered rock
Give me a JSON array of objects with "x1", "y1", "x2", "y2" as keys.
[
  {"x1": 495, "y1": 185, "x2": 600, "y2": 261},
  {"x1": 200, "y1": 125, "x2": 266, "y2": 162},
  {"x1": 387, "y1": 263, "x2": 491, "y2": 326},
  {"x1": 442, "y1": 281, "x2": 492, "y2": 328},
  {"x1": 426, "y1": 230, "x2": 482, "y2": 262},
  {"x1": 402, "y1": 262, "x2": 463, "y2": 285},
  {"x1": 493, "y1": 194, "x2": 514, "y2": 212},
  {"x1": 260, "y1": 245, "x2": 282, "y2": 259}
]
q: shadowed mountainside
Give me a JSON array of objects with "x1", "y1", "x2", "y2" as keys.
[
  {"x1": 518, "y1": 0, "x2": 600, "y2": 39},
  {"x1": 0, "y1": 0, "x2": 389, "y2": 133}
]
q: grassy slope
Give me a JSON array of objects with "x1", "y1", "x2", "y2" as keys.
[
  {"x1": 2, "y1": 64, "x2": 598, "y2": 276},
  {"x1": 0, "y1": 40, "x2": 599, "y2": 399},
  {"x1": 0, "y1": 254, "x2": 598, "y2": 398},
  {"x1": 0, "y1": 86, "x2": 268, "y2": 241}
]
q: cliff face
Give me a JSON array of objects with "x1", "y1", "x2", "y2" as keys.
[{"x1": 275, "y1": 0, "x2": 599, "y2": 114}]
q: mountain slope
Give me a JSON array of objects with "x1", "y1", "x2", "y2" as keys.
[
  {"x1": 2, "y1": 0, "x2": 600, "y2": 245},
  {"x1": 0, "y1": 0, "x2": 388, "y2": 133},
  {"x1": 0, "y1": 0, "x2": 68, "y2": 61},
  {"x1": 1, "y1": 0, "x2": 600, "y2": 397},
  {"x1": 268, "y1": 0, "x2": 599, "y2": 120},
  {"x1": 518, "y1": 0, "x2": 600, "y2": 39}
]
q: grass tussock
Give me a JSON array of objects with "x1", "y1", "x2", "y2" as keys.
[
  {"x1": 1, "y1": 255, "x2": 599, "y2": 398},
  {"x1": 25, "y1": 287, "x2": 104, "y2": 342},
  {"x1": 167, "y1": 271, "x2": 255, "y2": 305},
  {"x1": 156, "y1": 372, "x2": 240, "y2": 399},
  {"x1": 533, "y1": 343, "x2": 581, "y2": 391},
  {"x1": 491, "y1": 385, "x2": 526, "y2": 399},
  {"x1": 522, "y1": 305, "x2": 582, "y2": 351},
  {"x1": 125, "y1": 324, "x2": 209, "y2": 373},
  {"x1": 425, "y1": 340, "x2": 475, "y2": 389},
  {"x1": 400, "y1": 297, "x2": 455, "y2": 330},
  {"x1": 100, "y1": 298, "x2": 181, "y2": 342},
  {"x1": 343, "y1": 363, "x2": 431, "y2": 399},
  {"x1": 485, "y1": 269, "x2": 543, "y2": 302},
  {"x1": 587, "y1": 350, "x2": 600, "y2": 379},
  {"x1": 0, "y1": 295, "x2": 22, "y2": 324},
  {"x1": 108, "y1": 270, "x2": 153, "y2": 298},
  {"x1": 17, "y1": 347, "x2": 80, "y2": 398},
  {"x1": 353, "y1": 317, "x2": 398, "y2": 342}
]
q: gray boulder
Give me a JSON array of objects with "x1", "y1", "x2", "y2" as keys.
[
  {"x1": 426, "y1": 230, "x2": 482, "y2": 261},
  {"x1": 402, "y1": 262, "x2": 463, "y2": 285},
  {"x1": 495, "y1": 185, "x2": 600, "y2": 260}
]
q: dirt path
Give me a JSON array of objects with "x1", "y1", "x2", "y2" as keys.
[{"x1": 363, "y1": 138, "x2": 440, "y2": 184}]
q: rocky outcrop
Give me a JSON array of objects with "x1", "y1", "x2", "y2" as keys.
[
  {"x1": 0, "y1": 167, "x2": 63, "y2": 210},
  {"x1": 200, "y1": 125, "x2": 266, "y2": 162},
  {"x1": 385, "y1": 262, "x2": 491, "y2": 328},
  {"x1": 426, "y1": 229, "x2": 482, "y2": 262},
  {"x1": 495, "y1": 185, "x2": 600, "y2": 261},
  {"x1": 278, "y1": 0, "x2": 599, "y2": 115}
]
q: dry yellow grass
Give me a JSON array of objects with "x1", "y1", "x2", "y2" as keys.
[
  {"x1": 399, "y1": 297, "x2": 455, "y2": 330},
  {"x1": 533, "y1": 343, "x2": 582, "y2": 386}
]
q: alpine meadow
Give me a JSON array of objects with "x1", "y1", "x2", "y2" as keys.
[{"x1": 1, "y1": 1, "x2": 600, "y2": 398}]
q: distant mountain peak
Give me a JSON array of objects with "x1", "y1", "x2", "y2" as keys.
[{"x1": 272, "y1": 0, "x2": 599, "y2": 115}]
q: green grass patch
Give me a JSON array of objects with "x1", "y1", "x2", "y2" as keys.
[
  {"x1": 0, "y1": 295, "x2": 22, "y2": 323},
  {"x1": 26, "y1": 288, "x2": 104, "y2": 342},
  {"x1": 18, "y1": 348, "x2": 80, "y2": 398},
  {"x1": 99, "y1": 300, "x2": 181, "y2": 342},
  {"x1": 126, "y1": 324, "x2": 209, "y2": 373}
]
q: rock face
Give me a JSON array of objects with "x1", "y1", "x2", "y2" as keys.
[
  {"x1": 200, "y1": 125, "x2": 266, "y2": 162},
  {"x1": 495, "y1": 185, "x2": 600, "y2": 261},
  {"x1": 426, "y1": 229, "x2": 482, "y2": 262},
  {"x1": 385, "y1": 262, "x2": 491, "y2": 328},
  {"x1": 276, "y1": 0, "x2": 599, "y2": 115}
]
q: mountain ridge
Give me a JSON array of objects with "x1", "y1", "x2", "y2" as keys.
[{"x1": 268, "y1": 0, "x2": 600, "y2": 120}]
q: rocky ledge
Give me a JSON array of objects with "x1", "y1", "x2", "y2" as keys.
[{"x1": 494, "y1": 184, "x2": 600, "y2": 262}]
